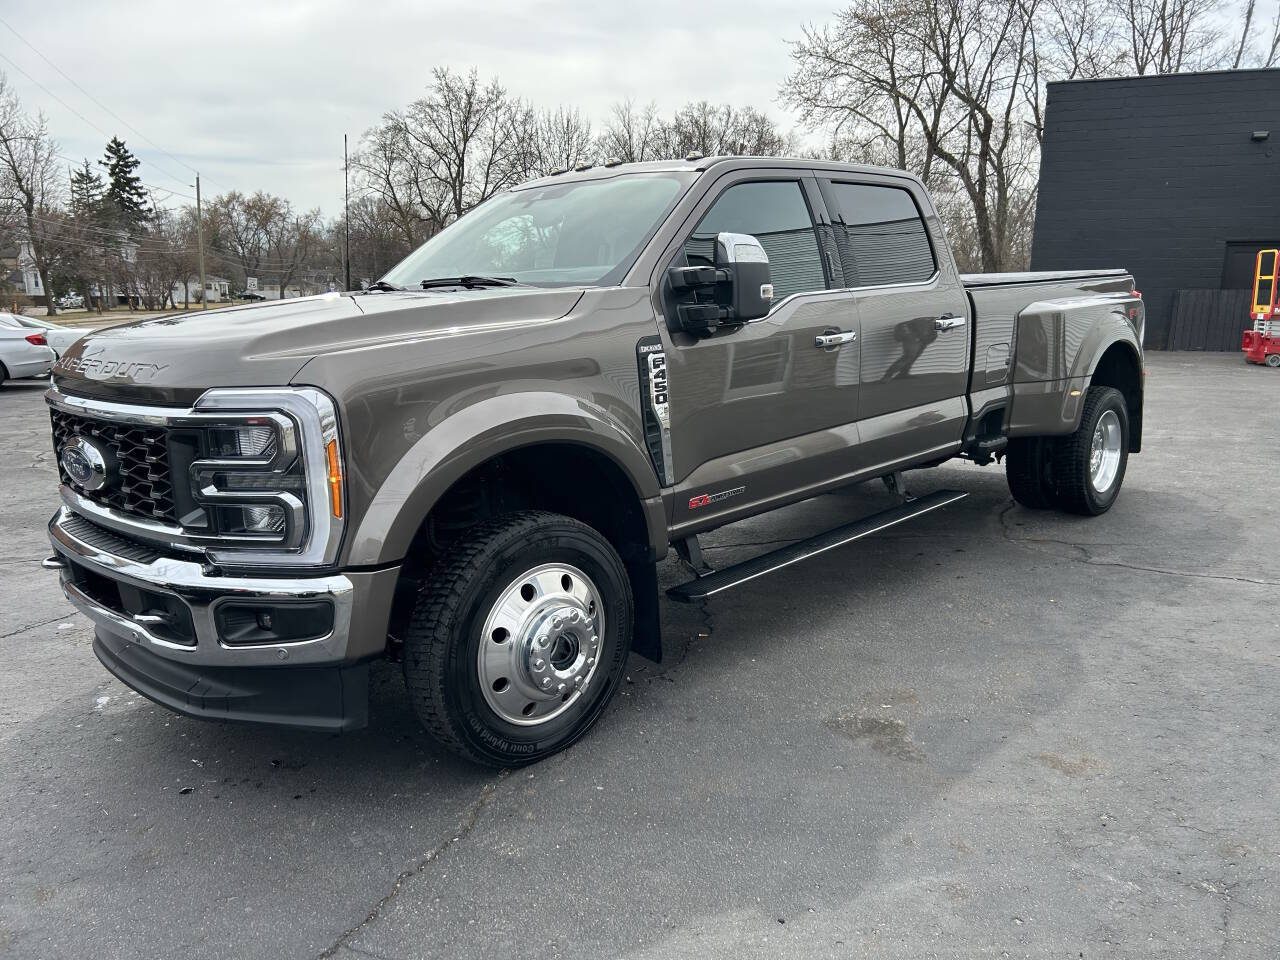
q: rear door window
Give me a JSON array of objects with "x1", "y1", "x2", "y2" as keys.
[
  {"x1": 825, "y1": 182, "x2": 936, "y2": 287},
  {"x1": 683, "y1": 180, "x2": 827, "y2": 301}
]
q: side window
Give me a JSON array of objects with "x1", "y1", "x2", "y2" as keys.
[
  {"x1": 827, "y1": 183, "x2": 936, "y2": 287},
  {"x1": 683, "y1": 180, "x2": 826, "y2": 301}
]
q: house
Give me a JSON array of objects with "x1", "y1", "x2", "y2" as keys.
[
  {"x1": 1032, "y1": 68, "x2": 1280, "y2": 349},
  {"x1": 171, "y1": 276, "x2": 231, "y2": 305},
  {"x1": 12, "y1": 240, "x2": 44, "y2": 300}
]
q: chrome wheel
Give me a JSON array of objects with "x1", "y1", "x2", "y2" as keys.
[
  {"x1": 1089, "y1": 409, "x2": 1122, "y2": 493},
  {"x1": 477, "y1": 563, "x2": 604, "y2": 726}
]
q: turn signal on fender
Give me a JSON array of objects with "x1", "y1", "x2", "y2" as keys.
[{"x1": 325, "y1": 439, "x2": 343, "y2": 518}]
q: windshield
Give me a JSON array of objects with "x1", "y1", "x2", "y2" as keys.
[{"x1": 380, "y1": 173, "x2": 692, "y2": 289}]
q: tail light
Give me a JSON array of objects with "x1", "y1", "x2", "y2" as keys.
[
  {"x1": 1130, "y1": 290, "x2": 1142, "y2": 299},
  {"x1": 25, "y1": 333, "x2": 47, "y2": 346}
]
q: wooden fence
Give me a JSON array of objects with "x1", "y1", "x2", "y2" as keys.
[{"x1": 1166, "y1": 288, "x2": 1252, "y2": 351}]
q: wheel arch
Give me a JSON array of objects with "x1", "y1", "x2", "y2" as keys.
[
  {"x1": 352, "y1": 394, "x2": 668, "y2": 662},
  {"x1": 1088, "y1": 340, "x2": 1144, "y2": 452}
]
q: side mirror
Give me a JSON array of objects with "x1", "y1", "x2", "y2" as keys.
[
  {"x1": 714, "y1": 232, "x2": 773, "y2": 322},
  {"x1": 665, "y1": 232, "x2": 774, "y2": 338}
]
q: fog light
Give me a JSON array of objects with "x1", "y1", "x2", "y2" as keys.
[{"x1": 215, "y1": 601, "x2": 334, "y2": 645}]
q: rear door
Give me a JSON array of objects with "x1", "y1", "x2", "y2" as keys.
[{"x1": 817, "y1": 176, "x2": 971, "y2": 471}]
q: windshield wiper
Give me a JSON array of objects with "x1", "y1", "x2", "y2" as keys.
[
  {"x1": 364, "y1": 280, "x2": 403, "y2": 292},
  {"x1": 420, "y1": 275, "x2": 519, "y2": 290}
]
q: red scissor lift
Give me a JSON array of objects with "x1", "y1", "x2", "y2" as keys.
[{"x1": 1243, "y1": 248, "x2": 1280, "y2": 367}]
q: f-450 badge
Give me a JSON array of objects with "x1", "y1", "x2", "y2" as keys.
[{"x1": 637, "y1": 338, "x2": 673, "y2": 485}]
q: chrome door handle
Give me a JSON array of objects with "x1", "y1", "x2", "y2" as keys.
[
  {"x1": 815, "y1": 330, "x2": 857, "y2": 348},
  {"x1": 935, "y1": 315, "x2": 966, "y2": 331}
]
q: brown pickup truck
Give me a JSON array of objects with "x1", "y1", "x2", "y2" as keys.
[{"x1": 43, "y1": 157, "x2": 1144, "y2": 766}]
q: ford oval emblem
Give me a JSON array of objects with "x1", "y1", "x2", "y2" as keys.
[{"x1": 60, "y1": 436, "x2": 112, "y2": 491}]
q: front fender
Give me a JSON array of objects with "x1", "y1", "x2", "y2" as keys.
[{"x1": 347, "y1": 391, "x2": 664, "y2": 566}]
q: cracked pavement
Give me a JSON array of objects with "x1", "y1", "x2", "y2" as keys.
[{"x1": 1, "y1": 352, "x2": 1278, "y2": 959}]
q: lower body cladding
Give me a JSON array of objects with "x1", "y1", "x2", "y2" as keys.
[{"x1": 46, "y1": 507, "x2": 398, "y2": 732}]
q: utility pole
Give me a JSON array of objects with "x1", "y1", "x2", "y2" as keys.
[
  {"x1": 343, "y1": 134, "x2": 351, "y2": 292},
  {"x1": 195, "y1": 173, "x2": 208, "y2": 310}
]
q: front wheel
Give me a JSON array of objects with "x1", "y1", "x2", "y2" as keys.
[
  {"x1": 402, "y1": 511, "x2": 633, "y2": 767},
  {"x1": 1054, "y1": 386, "x2": 1130, "y2": 516}
]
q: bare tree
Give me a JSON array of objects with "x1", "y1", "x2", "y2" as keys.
[
  {"x1": 1039, "y1": 0, "x2": 1128, "y2": 79},
  {"x1": 354, "y1": 120, "x2": 435, "y2": 250},
  {"x1": 597, "y1": 100, "x2": 665, "y2": 162},
  {"x1": 1114, "y1": 0, "x2": 1228, "y2": 74},
  {"x1": 357, "y1": 67, "x2": 531, "y2": 247},
  {"x1": 1233, "y1": 0, "x2": 1280, "y2": 66},
  {"x1": 0, "y1": 73, "x2": 64, "y2": 314},
  {"x1": 529, "y1": 106, "x2": 594, "y2": 175},
  {"x1": 266, "y1": 207, "x2": 322, "y2": 298},
  {"x1": 206, "y1": 190, "x2": 280, "y2": 289},
  {"x1": 656, "y1": 101, "x2": 796, "y2": 158},
  {"x1": 785, "y1": 0, "x2": 1043, "y2": 271}
]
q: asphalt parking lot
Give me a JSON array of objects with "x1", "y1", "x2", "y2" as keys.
[{"x1": 1, "y1": 352, "x2": 1277, "y2": 959}]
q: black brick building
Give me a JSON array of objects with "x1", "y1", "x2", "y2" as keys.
[{"x1": 1031, "y1": 69, "x2": 1280, "y2": 349}]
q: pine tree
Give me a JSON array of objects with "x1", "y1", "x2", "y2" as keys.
[
  {"x1": 69, "y1": 158, "x2": 105, "y2": 219},
  {"x1": 99, "y1": 137, "x2": 150, "y2": 227}
]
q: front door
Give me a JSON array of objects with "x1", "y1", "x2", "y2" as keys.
[
  {"x1": 655, "y1": 173, "x2": 861, "y2": 531},
  {"x1": 818, "y1": 176, "x2": 971, "y2": 473}
]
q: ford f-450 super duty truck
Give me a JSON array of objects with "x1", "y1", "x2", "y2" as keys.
[{"x1": 43, "y1": 157, "x2": 1144, "y2": 766}]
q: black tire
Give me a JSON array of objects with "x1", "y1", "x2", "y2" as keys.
[
  {"x1": 1054, "y1": 386, "x2": 1129, "y2": 516},
  {"x1": 0, "y1": 362, "x2": 8, "y2": 388},
  {"x1": 402, "y1": 510, "x2": 633, "y2": 767},
  {"x1": 1005, "y1": 436, "x2": 1058, "y2": 509}
]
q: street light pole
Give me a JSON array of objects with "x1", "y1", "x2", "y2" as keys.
[
  {"x1": 195, "y1": 172, "x2": 208, "y2": 310},
  {"x1": 343, "y1": 134, "x2": 351, "y2": 292}
]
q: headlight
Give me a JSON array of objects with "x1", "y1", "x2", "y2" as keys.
[{"x1": 187, "y1": 387, "x2": 344, "y2": 569}]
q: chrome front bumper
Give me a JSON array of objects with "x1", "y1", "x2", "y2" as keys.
[{"x1": 47, "y1": 507, "x2": 396, "y2": 668}]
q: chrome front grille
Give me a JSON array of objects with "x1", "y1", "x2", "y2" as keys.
[{"x1": 50, "y1": 409, "x2": 177, "y2": 523}]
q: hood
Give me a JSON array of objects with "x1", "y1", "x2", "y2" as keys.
[{"x1": 51, "y1": 287, "x2": 584, "y2": 405}]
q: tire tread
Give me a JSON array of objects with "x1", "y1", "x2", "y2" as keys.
[
  {"x1": 1054, "y1": 385, "x2": 1127, "y2": 516},
  {"x1": 402, "y1": 510, "x2": 619, "y2": 766}
]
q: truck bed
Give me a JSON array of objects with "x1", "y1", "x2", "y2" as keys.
[{"x1": 961, "y1": 269, "x2": 1130, "y2": 289}]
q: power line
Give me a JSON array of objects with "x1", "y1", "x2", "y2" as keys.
[
  {"x1": 0, "y1": 49, "x2": 193, "y2": 191},
  {"x1": 0, "y1": 14, "x2": 201, "y2": 183}
]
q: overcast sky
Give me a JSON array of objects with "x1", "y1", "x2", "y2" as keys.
[{"x1": 0, "y1": 0, "x2": 837, "y2": 216}]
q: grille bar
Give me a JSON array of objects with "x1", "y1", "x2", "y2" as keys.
[{"x1": 51, "y1": 409, "x2": 177, "y2": 523}]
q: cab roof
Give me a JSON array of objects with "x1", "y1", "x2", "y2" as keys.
[{"x1": 513, "y1": 155, "x2": 926, "y2": 191}]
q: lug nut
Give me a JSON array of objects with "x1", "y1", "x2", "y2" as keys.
[
  {"x1": 556, "y1": 682, "x2": 567, "y2": 694},
  {"x1": 586, "y1": 657, "x2": 595, "y2": 667},
  {"x1": 533, "y1": 658, "x2": 545, "y2": 670},
  {"x1": 570, "y1": 610, "x2": 580, "y2": 623},
  {"x1": 540, "y1": 677, "x2": 552, "y2": 689}
]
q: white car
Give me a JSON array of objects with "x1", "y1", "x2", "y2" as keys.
[
  {"x1": 0, "y1": 313, "x2": 56, "y2": 385},
  {"x1": 8, "y1": 314, "x2": 85, "y2": 355}
]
